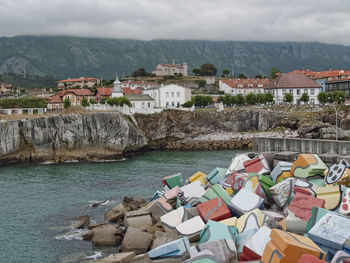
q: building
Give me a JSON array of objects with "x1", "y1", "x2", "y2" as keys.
[
  {"x1": 144, "y1": 84, "x2": 191, "y2": 108},
  {"x1": 325, "y1": 78, "x2": 350, "y2": 103},
  {"x1": 56, "y1": 77, "x2": 100, "y2": 89},
  {"x1": 0, "y1": 82, "x2": 13, "y2": 96},
  {"x1": 111, "y1": 74, "x2": 123, "y2": 98},
  {"x1": 121, "y1": 80, "x2": 157, "y2": 90},
  {"x1": 265, "y1": 73, "x2": 321, "y2": 104},
  {"x1": 95, "y1": 87, "x2": 112, "y2": 102},
  {"x1": 152, "y1": 60, "x2": 188, "y2": 76},
  {"x1": 218, "y1": 78, "x2": 270, "y2": 95},
  {"x1": 125, "y1": 94, "x2": 155, "y2": 111},
  {"x1": 47, "y1": 89, "x2": 91, "y2": 110}
]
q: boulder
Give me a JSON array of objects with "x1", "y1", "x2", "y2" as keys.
[
  {"x1": 82, "y1": 230, "x2": 93, "y2": 240},
  {"x1": 71, "y1": 215, "x2": 90, "y2": 229},
  {"x1": 124, "y1": 209, "x2": 153, "y2": 231},
  {"x1": 123, "y1": 197, "x2": 148, "y2": 211},
  {"x1": 98, "y1": 252, "x2": 136, "y2": 263},
  {"x1": 91, "y1": 224, "x2": 123, "y2": 246},
  {"x1": 121, "y1": 227, "x2": 153, "y2": 254},
  {"x1": 146, "y1": 221, "x2": 164, "y2": 235},
  {"x1": 130, "y1": 253, "x2": 152, "y2": 263},
  {"x1": 89, "y1": 222, "x2": 107, "y2": 229},
  {"x1": 104, "y1": 203, "x2": 125, "y2": 222},
  {"x1": 151, "y1": 231, "x2": 180, "y2": 249}
]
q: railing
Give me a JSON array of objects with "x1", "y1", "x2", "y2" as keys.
[{"x1": 0, "y1": 108, "x2": 46, "y2": 115}]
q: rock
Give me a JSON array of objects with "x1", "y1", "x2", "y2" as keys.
[
  {"x1": 91, "y1": 224, "x2": 123, "y2": 246},
  {"x1": 89, "y1": 222, "x2": 107, "y2": 229},
  {"x1": 130, "y1": 253, "x2": 152, "y2": 263},
  {"x1": 123, "y1": 197, "x2": 148, "y2": 211},
  {"x1": 121, "y1": 227, "x2": 153, "y2": 254},
  {"x1": 151, "y1": 231, "x2": 180, "y2": 250},
  {"x1": 146, "y1": 221, "x2": 164, "y2": 235},
  {"x1": 82, "y1": 230, "x2": 93, "y2": 240},
  {"x1": 124, "y1": 210, "x2": 153, "y2": 231},
  {"x1": 92, "y1": 199, "x2": 108, "y2": 207},
  {"x1": 71, "y1": 215, "x2": 90, "y2": 229},
  {"x1": 98, "y1": 252, "x2": 136, "y2": 263},
  {"x1": 105, "y1": 203, "x2": 125, "y2": 222}
]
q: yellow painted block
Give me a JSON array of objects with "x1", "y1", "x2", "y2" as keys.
[
  {"x1": 219, "y1": 217, "x2": 237, "y2": 226},
  {"x1": 315, "y1": 185, "x2": 342, "y2": 210},
  {"x1": 189, "y1": 171, "x2": 207, "y2": 186},
  {"x1": 278, "y1": 218, "x2": 287, "y2": 231},
  {"x1": 236, "y1": 208, "x2": 266, "y2": 233},
  {"x1": 276, "y1": 171, "x2": 292, "y2": 183},
  {"x1": 225, "y1": 187, "x2": 233, "y2": 195}
]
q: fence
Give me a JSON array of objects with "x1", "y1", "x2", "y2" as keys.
[{"x1": 0, "y1": 108, "x2": 46, "y2": 115}]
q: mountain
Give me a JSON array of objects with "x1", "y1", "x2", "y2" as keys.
[{"x1": 1, "y1": 36, "x2": 350, "y2": 80}]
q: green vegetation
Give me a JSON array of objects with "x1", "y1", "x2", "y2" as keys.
[
  {"x1": 264, "y1": 92, "x2": 275, "y2": 104},
  {"x1": 270, "y1": 67, "x2": 282, "y2": 79},
  {"x1": 283, "y1": 93, "x2": 293, "y2": 103},
  {"x1": 0, "y1": 97, "x2": 47, "y2": 108},
  {"x1": 106, "y1": 96, "x2": 131, "y2": 107},
  {"x1": 222, "y1": 69, "x2": 230, "y2": 77},
  {"x1": 182, "y1": 101, "x2": 194, "y2": 108},
  {"x1": 132, "y1": 68, "x2": 151, "y2": 78},
  {"x1": 238, "y1": 73, "x2": 247, "y2": 79},
  {"x1": 80, "y1": 97, "x2": 90, "y2": 107},
  {"x1": 100, "y1": 97, "x2": 108, "y2": 104},
  {"x1": 63, "y1": 98, "x2": 71, "y2": 109},
  {"x1": 318, "y1": 91, "x2": 345, "y2": 104},
  {"x1": 192, "y1": 68, "x2": 200, "y2": 76},
  {"x1": 236, "y1": 94, "x2": 245, "y2": 105},
  {"x1": 317, "y1": 91, "x2": 328, "y2": 104},
  {"x1": 199, "y1": 63, "x2": 217, "y2": 76},
  {"x1": 245, "y1": 93, "x2": 257, "y2": 105},
  {"x1": 300, "y1": 93, "x2": 310, "y2": 104},
  {"x1": 192, "y1": 95, "x2": 213, "y2": 107},
  {"x1": 89, "y1": 98, "x2": 97, "y2": 104}
]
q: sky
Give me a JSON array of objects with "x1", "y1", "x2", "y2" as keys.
[{"x1": 1, "y1": 0, "x2": 350, "y2": 45}]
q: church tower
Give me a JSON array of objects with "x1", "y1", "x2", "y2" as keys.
[{"x1": 111, "y1": 73, "x2": 123, "y2": 98}]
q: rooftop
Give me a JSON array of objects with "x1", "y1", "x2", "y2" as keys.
[
  {"x1": 266, "y1": 73, "x2": 321, "y2": 89},
  {"x1": 125, "y1": 94, "x2": 154, "y2": 101}
]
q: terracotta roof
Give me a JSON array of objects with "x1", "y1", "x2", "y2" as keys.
[
  {"x1": 289, "y1": 69, "x2": 350, "y2": 80},
  {"x1": 122, "y1": 87, "x2": 143, "y2": 95},
  {"x1": 47, "y1": 95, "x2": 63, "y2": 103},
  {"x1": 56, "y1": 77, "x2": 98, "y2": 83},
  {"x1": 64, "y1": 89, "x2": 91, "y2": 96},
  {"x1": 96, "y1": 87, "x2": 112, "y2": 96},
  {"x1": 221, "y1": 78, "x2": 270, "y2": 89},
  {"x1": 326, "y1": 76, "x2": 350, "y2": 83},
  {"x1": 266, "y1": 74, "x2": 321, "y2": 89}
]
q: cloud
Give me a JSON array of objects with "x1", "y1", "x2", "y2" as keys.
[{"x1": 0, "y1": 0, "x2": 350, "y2": 45}]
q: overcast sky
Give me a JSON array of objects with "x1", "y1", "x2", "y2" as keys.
[{"x1": 1, "y1": 0, "x2": 350, "y2": 45}]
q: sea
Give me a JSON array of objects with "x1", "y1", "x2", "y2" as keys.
[{"x1": 0, "y1": 150, "x2": 245, "y2": 263}]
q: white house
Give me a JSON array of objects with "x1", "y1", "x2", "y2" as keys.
[
  {"x1": 152, "y1": 61, "x2": 188, "y2": 76},
  {"x1": 111, "y1": 74, "x2": 123, "y2": 98},
  {"x1": 218, "y1": 79, "x2": 269, "y2": 95},
  {"x1": 265, "y1": 73, "x2": 322, "y2": 105},
  {"x1": 144, "y1": 84, "x2": 191, "y2": 108},
  {"x1": 125, "y1": 94, "x2": 155, "y2": 111},
  {"x1": 121, "y1": 80, "x2": 157, "y2": 90}
]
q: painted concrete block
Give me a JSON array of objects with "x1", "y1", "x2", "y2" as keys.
[
  {"x1": 241, "y1": 226, "x2": 271, "y2": 261},
  {"x1": 325, "y1": 159, "x2": 350, "y2": 185},
  {"x1": 176, "y1": 216, "x2": 205, "y2": 242},
  {"x1": 148, "y1": 237, "x2": 190, "y2": 260},
  {"x1": 192, "y1": 239, "x2": 238, "y2": 263},
  {"x1": 305, "y1": 207, "x2": 346, "y2": 233},
  {"x1": 297, "y1": 254, "x2": 326, "y2": 263},
  {"x1": 149, "y1": 197, "x2": 173, "y2": 222},
  {"x1": 230, "y1": 188, "x2": 264, "y2": 216},
  {"x1": 223, "y1": 171, "x2": 248, "y2": 193},
  {"x1": 184, "y1": 250, "x2": 217, "y2": 263},
  {"x1": 315, "y1": 185, "x2": 342, "y2": 210},
  {"x1": 290, "y1": 154, "x2": 327, "y2": 179},
  {"x1": 330, "y1": 250, "x2": 350, "y2": 263},
  {"x1": 189, "y1": 171, "x2": 207, "y2": 186},
  {"x1": 227, "y1": 154, "x2": 251, "y2": 174},
  {"x1": 179, "y1": 180, "x2": 206, "y2": 206},
  {"x1": 235, "y1": 227, "x2": 258, "y2": 255},
  {"x1": 269, "y1": 178, "x2": 294, "y2": 210},
  {"x1": 200, "y1": 184, "x2": 232, "y2": 204},
  {"x1": 270, "y1": 161, "x2": 293, "y2": 183},
  {"x1": 162, "y1": 173, "x2": 184, "y2": 189},
  {"x1": 243, "y1": 173, "x2": 266, "y2": 199},
  {"x1": 219, "y1": 217, "x2": 237, "y2": 226},
  {"x1": 206, "y1": 168, "x2": 227, "y2": 185},
  {"x1": 164, "y1": 186, "x2": 180, "y2": 200},
  {"x1": 259, "y1": 175, "x2": 275, "y2": 199},
  {"x1": 161, "y1": 206, "x2": 187, "y2": 233},
  {"x1": 294, "y1": 179, "x2": 317, "y2": 196},
  {"x1": 340, "y1": 188, "x2": 350, "y2": 215},
  {"x1": 199, "y1": 220, "x2": 237, "y2": 244},
  {"x1": 243, "y1": 154, "x2": 271, "y2": 175},
  {"x1": 236, "y1": 208, "x2": 266, "y2": 233},
  {"x1": 197, "y1": 197, "x2": 231, "y2": 223},
  {"x1": 261, "y1": 229, "x2": 325, "y2": 263}
]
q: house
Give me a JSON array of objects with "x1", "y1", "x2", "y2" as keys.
[
  {"x1": 121, "y1": 80, "x2": 157, "y2": 90},
  {"x1": 325, "y1": 78, "x2": 350, "y2": 104},
  {"x1": 125, "y1": 94, "x2": 155, "y2": 111},
  {"x1": 95, "y1": 87, "x2": 112, "y2": 102},
  {"x1": 47, "y1": 89, "x2": 91, "y2": 110},
  {"x1": 265, "y1": 73, "x2": 321, "y2": 104},
  {"x1": 56, "y1": 77, "x2": 100, "y2": 89},
  {"x1": 152, "y1": 60, "x2": 188, "y2": 76},
  {"x1": 218, "y1": 78, "x2": 270, "y2": 95},
  {"x1": 0, "y1": 82, "x2": 13, "y2": 96},
  {"x1": 144, "y1": 84, "x2": 191, "y2": 108}
]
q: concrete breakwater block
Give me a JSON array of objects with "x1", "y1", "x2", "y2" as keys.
[
  {"x1": 98, "y1": 251, "x2": 136, "y2": 263},
  {"x1": 189, "y1": 239, "x2": 238, "y2": 263},
  {"x1": 227, "y1": 153, "x2": 251, "y2": 175},
  {"x1": 206, "y1": 167, "x2": 227, "y2": 185},
  {"x1": 224, "y1": 171, "x2": 248, "y2": 193},
  {"x1": 270, "y1": 161, "x2": 293, "y2": 183},
  {"x1": 229, "y1": 188, "x2": 264, "y2": 217},
  {"x1": 91, "y1": 224, "x2": 123, "y2": 246},
  {"x1": 241, "y1": 226, "x2": 271, "y2": 261},
  {"x1": 197, "y1": 197, "x2": 231, "y2": 223},
  {"x1": 219, "y1": 217, "x2": 237, "y2": 226},
  {"x1": 243, "y1": 154, "x2": 271, "y2": 175},
  {"x1": 261, "y1": 229, "x2": 325, "y2": 263},
  {"x1": 305, "y1": 207, "x2": 346, "y2": 233},
  {"x1": 308, "y1": 213, "x2": 350, "y2": 251},
  {"x1": 121, "y1": 226, "x2": 153, "y2": 254},
  {"x1": 259, "y1": 175, "x2": 275, "y2": 199},
  {"x1": 179, "y1": 180, "x2": 206, "y2": 205},
  {"x1": 330, "y1": 250, "x2": 350, "y2": 263},
  {"x1": 269, "y1": 178, "x2": 294, "y2": 209},
  {"x1": 104, "y1": 203, "x2": 125, "y2": 222},
  {"x1": 235, "y1": 227, "x2": 258, "y2": 255},
  {"x1": 160, "y1": 206, "x2": 187, "y2": 233},
  {"x1": 325, "y1": 159, "x2": 350, "y2": 185},
  {"x1": 294, "y1": 179, "x2": 317, "y2": 196},
  {"x1": 297, "y1": 254, "x2": 327, "y2": 263},
  {"x1": 176, "y1": 216, "x2": 205, "y2": 242},
  {"x1": 315, "y1": 185, "x2": 342, "y2": 210},
  {"x1": 151, "y1": 231, "x2": 180, "y2": 250},
  {"x1": 164, "y1": 186, "x2": 180, "y2": 200},
  {"x1": 189, "y1": 171, "x2": 207, "y2": 186},
  {"x1": 184, "y1": 250, "x2": 217, "y2": 263},
  {"x1": 243, "y1": 173, "x2": 266, "y2": 199},
  {"x1": 162, "y1": 173, "x2": 184, "y2": 189},
  {"x1": 291, "y1": 154, "x2": 327, "y2": 179},
  {"x1": 236, "y1": 208, "x2": 266, "y2": 233},
  {"x1": 124, "y1": 209, "x2": 153, "y2": 231},
  {"x1": 148, "y1": 237, "x2": 190, "y2": 260},
  {"x1": 149, "y1": 197, "x2": 173, "y2": 222},
  {"x1": 199, "y1": 220, "x2": 237, "y2": 244},
  {"x1": 199, "y1": 184, "x2": 231, "y2": 204},
  {"x1": 340, "y1": 188, "x2": 350, "y2": 215}
]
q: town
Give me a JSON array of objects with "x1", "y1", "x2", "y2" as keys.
[{"x1": 0, "y1": 62, "x2": 348, "y2": 116}]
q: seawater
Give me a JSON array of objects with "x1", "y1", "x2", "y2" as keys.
[{"x1": 0, "y1": 150, "x2": 245, "y2": 263}]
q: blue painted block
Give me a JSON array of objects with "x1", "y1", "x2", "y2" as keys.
[
  {"x1": 235, "y1": 228, "x2": 259, "y2": 254},
  {"x1": 199, "y1": 220, "x2": 237, "y2": 244},
  {"x1": 316, "y1": 242, "x2": 337, "y2": 262},
  {"x1": 148, "y1": 237, "x2": 190, "y2": 259},
  {"x1": 206, "y1": 168, "x2": 227, "y2": 185},
  {"x1": 270, "y1": 161, "x2": 293, "y2": 182},
  {"x1": 308, "y1": 213, "x2": 350, "y2": 251}
]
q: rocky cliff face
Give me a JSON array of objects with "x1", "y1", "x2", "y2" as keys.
[{"x1": 0, "y1": 112, "x2": 148, "y2": 165}]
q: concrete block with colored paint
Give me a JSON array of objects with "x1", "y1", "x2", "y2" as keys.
[
  {"x1": 148, "y1": 237, "x2": 190, "y2": 260},
  {"x1": 243, "y1": 173, "x2": 266, "y2": 199},
  {"x1": 235, "y1": 208, "x2": 266, "y2": 233},
  {"x1": 261, "y1": 229, "x2": 325, "y2": 263},
  {"x1": 199, "y1": 184, "x2": 232, "y2": 204},
  {"x1": 243, "y1": 154, "x2": 271, "y2": 175},
  {"x1": 176, "y1": 216, "x2": 205, "y2": 242},
  {"x1": 294, "y1": 179, "x2": 317, "y2": 196},
  {"x1": 330, "y1": 251, "x2": 350, "y2": 263},
  {"x1": 290, "y1": 154, "x2": 327, "y2": 179},
  {"x1": 160, "y1": 206, "x2": 187, "y2": 233},
  {"x1": 227, "y1": 153, "x2": 251, "y2": 175},
  {"x1": 178, "y1": 180, "x2": 206, "y2": 206},
  {"x1": 199, "y1": 220, "x2": 237, "y2": 244},
  {"x1": 269, "y1": 178, "x2": 295, "y2": 209},
  {"x1": 188, "y1": 171, "x2": 207, "y2": 186},
  {"x1": 206, "y1": 167, "x2": 227, "y2": 185},
  {"x1": 340, "y1": 188, "x2": 350, "y2": 215},
  {"x1": 259, "y1": 175, "x2": 275, "y2": 199},
  {"x1": 219, "y1": 216, "x2": 237, "y2": 226},
  {"x1": 325, "y1": 159, "x2": 350, "y2": 186},
  {"x1": 223, "y1": 171, "x2": 248, "y2": 193},
  {"x1": 197, "y1": 197, "x2": 231, "y2": 223},
  {"x1": 162, "y1": 173, "x2": 184, "y2": 189},
  {"x1": 315, "y1": 185, "x2": 342, "y2": 210},
  {"x1": 235, "y1": 227, "x2": 259, "y2": 255},
  {"x1": 305, "y1": 207, "x2": 346, "y2": 233},
  {"x1": 270, "y1": 161, "x2": 293, "y2": 183},
  {"x1": 229, "y1": 188, "x2": 264, "y2": 217},
  {"x1": 241, "y1": 226, "x2": 271, "y2": 261},
  {"x1": 297, "y1": 254, "x2": 326, "y2": 263}
]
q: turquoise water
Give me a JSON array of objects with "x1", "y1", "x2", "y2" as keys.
[{"x1": 0, "y1": 150, "x2": 245, "y2": 263}]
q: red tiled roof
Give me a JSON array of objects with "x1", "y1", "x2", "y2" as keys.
[
  {"x1": 64, "y1": 89, "x2": 91, "y2": 96},
  {"x1": 56, "y1": 77, "x2": 98, "y2": 83},
  {"x1": 47, "y1": 95, "x2": 63, "y2": 103},
  {"x1": 96, "y1": 87, "x2": 112, "y2": 96},
  {"x1": 266, "y1": 74, "x2": 321, "y2": 89},
  {"x1": 122, "y1": 87, "x2": 143, "y2": 95},
  {"x1": 221, "y1": 78, "x2": 270, "y2": 89},
  {"x1": 289, "y1": 69, "x2": 350, "y2": 80},
  {"x1": 326, "y1": 76, "x2": 350, "y2": 83}
]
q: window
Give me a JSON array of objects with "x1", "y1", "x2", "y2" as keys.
[
  {"x1": 171, "y1": 92, "x2": 174, "y2": 97},
  {"x1": 55, "y1": 104, "x2": 59, "y2": 110},
  {"x1": 297, "y1": 89, "x2": 301, "y2": 95},
  {"x1": 142, "y1": 102, "x2": 145, "y2": 108},
  {"x1": 148, "y1": 102, "x2": 151, "y2": 107},
  {"x1": 304, "y1": 89, "x2": 308, "y2": 94},
  {"x1": 177, "y1": 102, "x2": 180, "y2": 107},
  {"x1": 311, "y1": 98, "x2": 315, "y2": 104},
  {"x1": 166, "y1": 102, "x2": 169, "y2": 107},
  {"x1": 289, "y1": 89, "x2": 293, "y2": 94},
  {"x1": 132, "y1": 103, "x2": 135, "y2": 108},
  {"x1": 177, "y1": 92, "x2": 180, "y2": 97},
  {"x1": 166, "y1": 92, "x2": 169, "y2": 98},
  {"x1": 172, "y1": 101, "x2": 174, "y2": 106},
  {"x1": 311, "y1": 89, "x2": 315, "y2": 95},
  {"x1": 282, "y1": 89, "x2": 286, "y2": 95}
]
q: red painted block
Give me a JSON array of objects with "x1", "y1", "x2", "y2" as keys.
[
  {"x1": 297, "y1": 254, "x2": 326, "y2": 263},
  {"x1": 288, "y1": 192, "x2": 325, "y2": 222},
  {"x1": 197, "y1": 197, "x2": 231, "y2": 223},
  {"x1": 243, "y1": 154, "x2": 270, "y2": 175}
]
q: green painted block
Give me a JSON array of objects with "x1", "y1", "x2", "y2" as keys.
[
  {"x1": 206, "y1": 168, "x2": 227, "y2": 185},
  {"x1": 164, "y1": 173, "x2": 184, "y2": 188},
  {"x1": 199, "y1": 184, "x2": 231, "y2": 204},
  {"x1": 199, "y1": 220, "x2": 237, "y2": 244},
  {"x1": 259, "y1": 175, "x2": 275, "y2": 199},
  {"x1": 308, "y1": 178, "x2": 326, "y2": 187}
]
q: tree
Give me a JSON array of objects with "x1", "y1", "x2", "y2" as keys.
[
  {"x1": 331, "y1": 91, "x2": 345, "y2": 104},
  {"x1": 193, "y1": 95, "x2": 213, "y2": 107},
  {"x1": 183, "y1": 101, "x2": 194, "y2": 107},
  {"x1": 270, "y1": 67, "x2": 282, "y2": 79},
  {"x1": 236, "y1": 94, "x2": 245, "y2": 105},
  {"x1": 317, "y1": 91, "x2": 328, "y2": 104},
  {"x1": 300, "y1": 93, "x2": 310, "y2": 104},
  {"x1": 199, "y1": 63, "x2": 217, "y2": 76},
  {"x1": 238, "y1": 73, "x2": 247, "y2": 79},
  {"x1": 283, "y1": 93, "x2": 293, "y2": 104},
  {"x1": 255, "y1": 74, "x2": 263, "y2": 79},
  {"x1": 192, "y1": 68, "x2": 200, "y2": 76},
  {"x1": 106, "y1": 97, "x2": 119, "y2": 106},
  {"x1": 256, "y1": 93, "x2": 266, "y2": 104},
  {"x1": 80, "y1": 97, "x2": 90, "y2": 107},
  {"x1": 100, "y1": 97, "x2": 108, "y2": 104},
  {"x1": 222, "y1": 69, "x2": 230, "y2": 77},
  {"x1": 198, "y1": 80, "x2": 206, "y2": 88},
  {"x1": 245, "y1": 93, "x2": 257, "y2": 105},
  {"x1": 264, "y1": 92, "x2": 275, "y2": 104},
  {"x1": 118, "y1": 96, "x2": 131, "y2": 107},
  {"x1": 63, "y1": 97, "x2": 71, "y2": 109},
  {"x1": 90, "y1": 98, "x2": 97, "y2": 104},
  {"x1": 132, "y1": 68, "x2": 149, "y2": 78}
]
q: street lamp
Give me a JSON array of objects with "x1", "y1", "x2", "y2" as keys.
[{"x1": 328, "y1": 96, "x2": 343, "y2": 141}]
